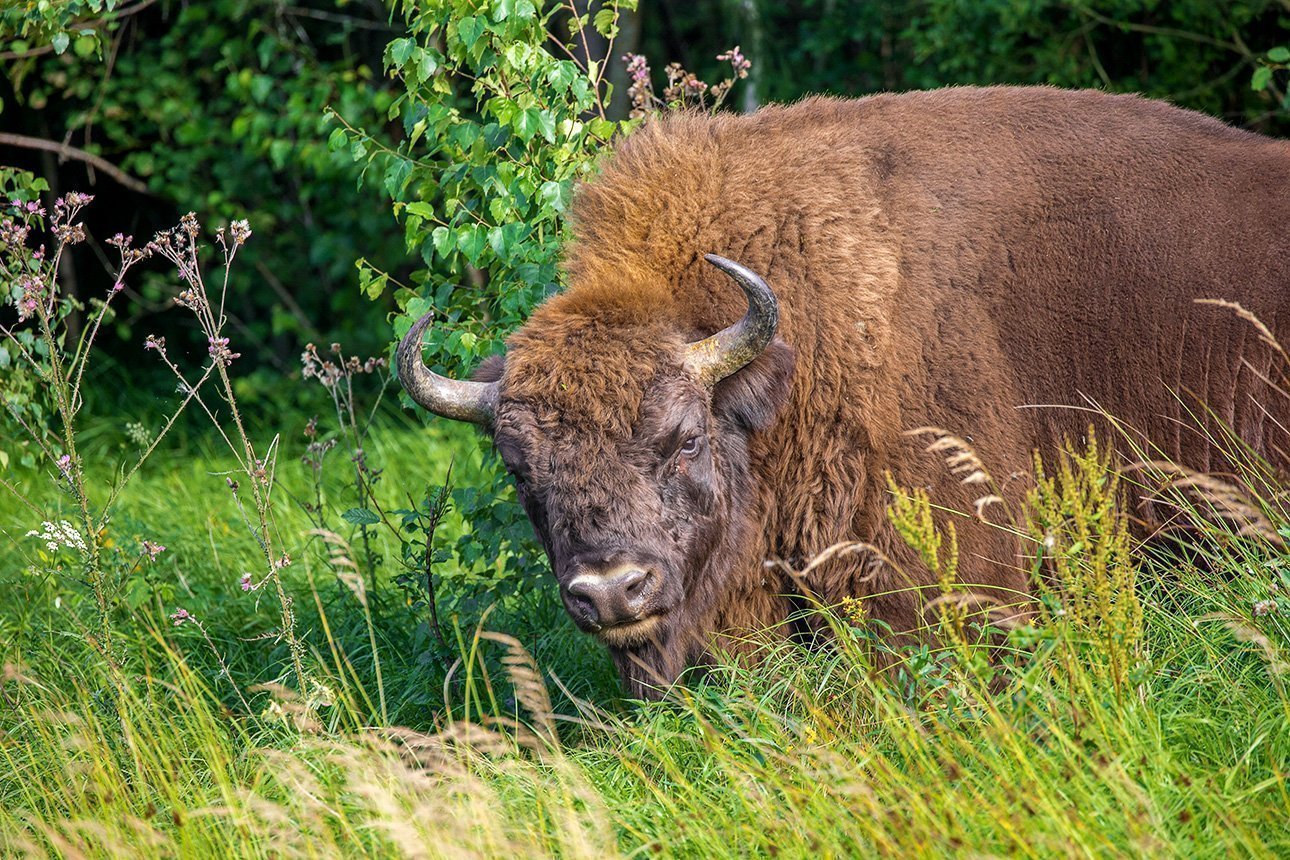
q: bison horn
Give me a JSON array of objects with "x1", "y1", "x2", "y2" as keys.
[
  {"x1": 684, "y1": 254, "x2": 781, "y2": 386},
  {"x1": 396, "y1": 310, "x2": 498, "y2": 425}
]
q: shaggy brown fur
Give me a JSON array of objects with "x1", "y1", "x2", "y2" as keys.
[{"x1": 467, "y1": 86, "x2": 1290, "y2": 697}]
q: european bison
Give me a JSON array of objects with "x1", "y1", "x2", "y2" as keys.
[{"x1": 398, "y1": 86, "x2": 1290, "y2": 698}]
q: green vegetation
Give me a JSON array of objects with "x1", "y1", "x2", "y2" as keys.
[
  {"x1": 4, "y1": 1, "x2": 1290, "y2": 857},
  {"x1": 1, "y1": 422, "x2": 1287, "y2": 856}
]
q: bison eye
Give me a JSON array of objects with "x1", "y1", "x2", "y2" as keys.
[{"x1": 679, "y1": 435, "x2": 703, "y2": 458}]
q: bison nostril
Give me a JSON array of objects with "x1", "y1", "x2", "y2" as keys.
[
  {"x1": 566, "y1": 581, "x2": 601, "y2": 626},
  {"x1": 621, "y1": 568, "x2": 649, "y2": 599}
]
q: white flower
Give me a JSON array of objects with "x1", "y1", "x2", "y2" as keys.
[{"x1": 26, "y1": 520, "x2": 88, "y2": 554}]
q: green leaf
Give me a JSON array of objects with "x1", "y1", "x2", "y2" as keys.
[
  {"x1": 538, "y1": 180, "x2": 567, "y2": 212},
  {"x1": 416, "y1": 48, "x2": 439, "y2": 81},
  {"x1": 1269, "y1": 46, "x2": 1290, "y2": 63},
  {"x1": 488, "y1": 221, "x2": 527, "y2": 259},
  {"x1": 546, "y1": 61, "x2": 578, "y2": 93},
  {"x1": 514, "y1": 107, "x2": 542, "y2": 141},
  {"x1": 51, "y1": 31, "x2": 69, "y2": 54},
  {"x1": 535, "y1": 109, "x2": 556, "y2": 143},
  {"x1": 250, "y1": 75, "x2": 273, "y2": 104},
  {"x1": 592, "y1": 8, "x2": 618, "y2": 38},
  {"x1": 406, "y1": 201, "x2": 436, "y2": 219},
  {"x1": 432, "y1": 225, "x2": 455, "y2": 259},
  {"x1": 458, "y1": 16, "x2": 485, "y2": 51},
  {"x1": 494, "y1": 0, "x2": 537, "y2": 21},
  {"x1": 387, "y1": 37, "x2": 415, "y2": 69},
  {"x1": 457, "y1": 223, "x2": 488, "y2": 264},
  {"x1": 1252, "y1": 66, "x2": 1273, "y2": 91},
  {"x1": 268, "y1": 139, "x2": 291, "y2": 169},
  {"x1": 384, "y1": 159, "x2": 412, "y2": 198},
  {"x1": 342, "y1": 508, "x2": 381, "y2": 526}
]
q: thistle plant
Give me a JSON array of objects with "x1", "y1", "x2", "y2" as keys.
[
  {"x1": 296, "y1": 345, "x2": 456, "y2": 651},
  {"x1": 0, "y1": 191, "x2": 161, "y2": 660},
  {"x1": 0, "y1": 189, "x2": 310, "y2": 694},
  {"x1": 622, "y1": 46, "x2": 752, "y2": 117},
  {"x1": 299, "y1": 340, "x2": 389, "y2": 591},
  {"x1": 135, "y1": 213, "x2": 309, "y2": 690}
]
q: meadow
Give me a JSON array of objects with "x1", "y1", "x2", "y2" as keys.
[
  {"x1": 3, "y1": 3, "x2": 1290, "y2": 856},
  {"x1": 1, "y1": 362, "x2": 1288, "y2": 856}
]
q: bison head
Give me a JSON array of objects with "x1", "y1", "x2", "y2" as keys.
[{"x1": 397, "y1": 255, "x2": 794, "y2": 693}]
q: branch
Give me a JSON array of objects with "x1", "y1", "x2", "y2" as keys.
[
  {"x1": 282, "y1": 6, "x2": 402, "y2": 32},
  {"x1": 0, "y1": 132, "x2": 149, "y2": 195},
  {"x1": 0, "y1": 0, "x2": 160, "y2": 62}
]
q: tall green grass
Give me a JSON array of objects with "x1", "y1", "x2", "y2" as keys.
[{"x1": 2, "y1": 409, "x2": 1287, "y2": 857}]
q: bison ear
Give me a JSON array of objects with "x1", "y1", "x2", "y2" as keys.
[
  {"x1": 472, "y1": 354, "x2": 506, "y2": 384},
  {"x1": 711, "y1": 339, "x2": 794, "y2": 433}
]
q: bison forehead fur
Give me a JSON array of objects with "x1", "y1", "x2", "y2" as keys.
[{"x1": 436, "y1": 86, "x2": 1290, "y2": 699}]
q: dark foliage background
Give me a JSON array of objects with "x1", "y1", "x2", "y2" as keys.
[{"x1": 4, "y1": 0, "x2": 1288, "y2": 391}]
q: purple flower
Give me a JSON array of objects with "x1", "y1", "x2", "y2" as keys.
[
  {"x1": 111, "y1": 281, "x2": 124, "y2": 294},
  {"x1": 141, "y1": 540, "x2": 166, "y2": 561},
  {"x1": 56, "y1": 454, "x2": 71, "y2": 475},
  {"x1": 170, "y1": 608, "x2": 191, "y2": 626},
  {"x1": 207, "y1": 336, "x2": 240, "y2": 366},
  {"x1": 240, "y1": 573, "x2": 253, "y2": 592},
  {"x1": 717, "y1": 46, "x2": 752, "y2": 78}
]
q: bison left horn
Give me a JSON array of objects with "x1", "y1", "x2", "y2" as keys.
[
  {"x1": 396, "y1": 309, "x2": 498, "y2": 426},
  {"x1": 684, "y1": 254, "x2": 781, "y2": 386}
]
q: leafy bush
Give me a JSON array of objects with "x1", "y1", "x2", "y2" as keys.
[
  {"x1": 2, "y1": 0, "x2": 408, "y2": 368},
  {"x1": 333, "y1": 0, "x2": 643, "y2": 597}
]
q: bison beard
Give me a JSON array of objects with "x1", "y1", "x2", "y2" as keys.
[{"x1": 398, "y1": 86, "x2": 1290, "y2": 699}]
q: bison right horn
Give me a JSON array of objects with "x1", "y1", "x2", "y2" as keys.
[
  {"x1": 684, "y1": 254, "x2": 781, "y2": 386},
  {"x1": 396, "y1": 310, "x2": 498, "y2": 426}
]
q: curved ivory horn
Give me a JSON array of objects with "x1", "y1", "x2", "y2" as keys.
[
  {"x1": 684, "y1": 254, "x2": 781, "y2": 386},
  {"x1": 396, "y1": 310, "x2": 498, "y2": 425}
]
